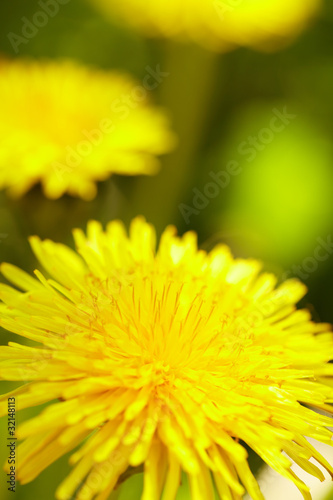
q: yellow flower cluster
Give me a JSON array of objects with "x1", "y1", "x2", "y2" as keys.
[
  {"x1": 0, "y1": 218, "x2": 332, "y2": 500},
  {"x1": 0, "y1": 59, "x2": 175, "y2": 200}
]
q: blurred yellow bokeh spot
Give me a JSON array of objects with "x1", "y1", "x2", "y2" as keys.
[{"x1": 89, "y1": 0, "x2": 322, "y2": 51}]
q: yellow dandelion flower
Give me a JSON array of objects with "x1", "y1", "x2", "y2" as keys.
[
  {"x1": 0, "y1": 59, "x2": 175, "y2": 200},
  {"x1": 1, "y1": 217, "x2": 333, "y2": 500},
  {"x1": 89, "y1": 0, "x2": 322, "y2": 51}
]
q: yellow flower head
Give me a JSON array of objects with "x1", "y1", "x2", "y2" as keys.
[
  {"x1": 0, "y1": 59, "x2": 175, "y2": 200},
  {"x1": 89, "y1": 0, "x2": 322, "y2": 51},
  {"x1": 0, "y1": 217, "x2": 333, "y2": 500}
]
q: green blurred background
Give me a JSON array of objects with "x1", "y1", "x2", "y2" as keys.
[{"x1": 0, "y1": 0, "x2": 333, "y2": 499}]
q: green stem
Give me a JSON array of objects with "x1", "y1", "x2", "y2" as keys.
[{"x1": 130, "y1": 40, "x2": 218, "y2": 232}]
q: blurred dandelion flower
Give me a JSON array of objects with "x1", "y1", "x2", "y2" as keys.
[
  {"x1": 1, "y1": 217, "x2": 333, "y2": 500},
  {"x1": 89, "y1": 0, "x2": 321, "y2": 51},
  {"x1": 0, "y1": 59, "x2": 175, "y2": 200}
]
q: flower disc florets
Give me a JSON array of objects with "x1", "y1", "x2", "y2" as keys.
[{"x1": 0, "y1": 217, "x2": 332, "y2": 500}]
